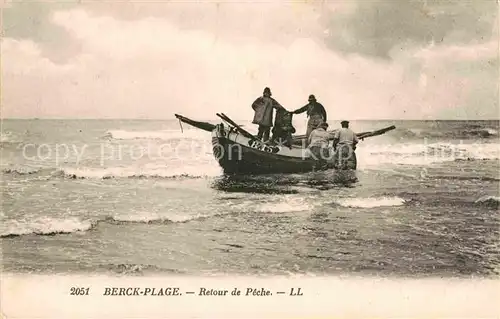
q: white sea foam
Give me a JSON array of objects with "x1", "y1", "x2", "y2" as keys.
[
  {"x1": 59, "y1": 163, "x2": 222, "y2": 179},
  {"x1": 398, "y1": 127, "x2": 499, "y2": 138},
  {"x1": 254, "y1": 201, "x2": 312, "y2": 213},
  {"x1": 0, "y1": 217, "x2": 95, "y2": 237},
  {"x1": 1, "y1": 133, "x2": 12, "y2": 143},
  {"x1": 110, "y1": 211, "x2": 168, "y2": 223},
  {"x1": 2, "y1": 167, "x2": 43, "y2": 175},
  {"x1": 456, "y1": 143, "x2": 500, "y2": 160},
  {"x1": 359, "y1": 142, "x2": 500, "y2": 167},
  {"x1": 110, "y1": 198, "x2": 312, "y2": 224},
  {"x1": 110, "y1": 211, "x2": 209, "y2": 223},
  {"x1": 0, "y1": 131, "x2": 19, "y2": 143},
  {"x1": 334, "y1": 196, "x2": 407, "y2": 208},
  {"x1": 233, "y1": 197, "x2": 313, "y2": 213}
]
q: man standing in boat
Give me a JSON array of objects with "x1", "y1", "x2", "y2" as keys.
[
  {"x1": 270, "y1": 107, "x2": 296, "y2": 148},
  {"x1": 292, "y1": 94, "x2": 327, "y2": 140},
  {"x1": 332, "y1": 120, "x2": 359, "y2": 169},
  {"x1": 251, "y1": 87, "x2": 286, "y2": 142}
]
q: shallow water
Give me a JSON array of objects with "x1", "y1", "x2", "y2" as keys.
[{"x1": 1, "y1": 119, "x2": 499, "y2": 277}]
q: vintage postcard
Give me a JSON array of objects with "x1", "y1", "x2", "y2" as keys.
[{"x1": 1, "y1": 0, "x2": 499, "y2": 318}]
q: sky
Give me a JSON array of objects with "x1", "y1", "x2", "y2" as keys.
[{"x1": 2, "y1": 0, "x2": 499, "y2": 120}]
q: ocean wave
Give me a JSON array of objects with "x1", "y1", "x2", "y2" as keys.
[
  {"x1": 0, "y1": 212, "x2": 211, "y2": 238},
  {"x1": 102, "y1": 263, "x2": 182, "y2": 275},
  {"x1": 104, "y1": 199, "x2": 312, "y2": 226},
  {"x1": 393, "y1": 127, "x2": 498, "y2": 139},
  {"x1": 105, "y1": 212, "x2": 209, "y2": 224},
  {"x1": 431, "y1": 175, "x2": 500, "y2": 182},
  {"x1": 104, "y1": 129, "x2": 207, "y2": 141},
  {"x1": 104, "y1": 123, "x2": 499, "y2": 142},
  {"x1": 360, "y1": 142, "x2": 500, "y2": 167},
  {"x1": 2, "y1": 167, "x2": 44, "y2": 175},
  {"x1": 251, "y1": 198, "x2": 313, "y2": 213},
  {"x1": 0, "y1": 217, "x2": 96, "y2": 238},
  {"x1": 3, "y1": 165, "x2": 221, "y2": 180},
  {"x1": 55, "y1": 165, "x2": 221, "y2": 180},
  {"x1": 481, "y1": 128, "x2": 499, "y2": 137},
  {"x1": 0, "y1": 131, "x2": 21, "y2": 144},
  {"x1": 333, "y1": 196, "x2": 408, "y2": 208},
  {"x1": 474, "y1": 196, "x2": 500, "y2": 208}
]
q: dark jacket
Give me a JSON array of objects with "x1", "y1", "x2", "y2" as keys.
[
  {"x1": 294, "y1": 102, "x2": 327, "y2": 122},
  {"x1": 273, "y1": 109, "x2": 296, "y2": 134},
  {"x1": 252, "y1": 96, "x2": 283, "y2": 127}
]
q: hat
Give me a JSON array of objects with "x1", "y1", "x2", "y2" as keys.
[
  {"x1": 319, "y1": 122, "x2": 329, "y2": 129},
  {"x1": 341, "y1": 120, "x2": 349, "y2": 125},
  {"x1": 308, "y1": 94, "x2": 316, "y2": 101}
]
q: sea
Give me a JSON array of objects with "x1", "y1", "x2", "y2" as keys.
[{"x1": 1, "y1": 118, "x2": 499, "y2": 277}]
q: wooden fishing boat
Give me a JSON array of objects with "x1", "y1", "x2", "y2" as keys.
[{"x1": 174, "y1": 113, "x2": 395, "y2": 175}]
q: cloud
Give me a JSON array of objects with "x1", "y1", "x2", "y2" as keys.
[
  {"x1": 1, "y1": 4, "x2": 498, "y2": 120},
  {"x1": 321, "y1": 0, "x2": 498, "y2": 60},
  {"x1": 414, "y1": 41, "x2": 498, "y2": 62},
  {"x1": 83, "y1": 1, "x2": 325, "y2": 45},
  {"x1": 2, "y1": 0, "x2": 81, "y2": 63}
]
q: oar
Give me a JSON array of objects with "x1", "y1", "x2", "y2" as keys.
[
  {"x1": 292, "y1": 125, "x2": 396, "y2": 142},
  {"x1": 357, "y1": 125, "x2": 396, "y2": 139},
  {"x1": 174, "y1": 114, "x2": 216, "y2": 132},
  {"x1": 216, "y1": 113, "x2": 259, "y2": 140}
]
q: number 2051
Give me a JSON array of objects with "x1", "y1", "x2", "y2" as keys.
[{"x1": 70, "y1": 287, "x2": 90, "y2": 295}]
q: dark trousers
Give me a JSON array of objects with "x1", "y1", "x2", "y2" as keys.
[
  {"x1": 257, "y1": 125, "x2": 271, "y2": 141},
  {"x1": 270, "y1": 127, "x2": 293, "y2": 147},
  {"x1": 309, "y1": 146, "x2": 330, "y2": 170},
  {"x1": 333, "y1": 144, "x2": 357, "y2": 170}
]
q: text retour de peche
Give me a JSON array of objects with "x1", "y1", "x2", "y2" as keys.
[{"x1": 199, "y1": 287, "x2": 272, "y2": 296}]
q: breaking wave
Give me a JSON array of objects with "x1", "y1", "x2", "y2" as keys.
[
  {"x1": 0, "y1": 217, "x2": 97, "y2": 238},
  {"x1": 475, "y1": 196, "x2": 500, "y2": 208},
  {"x1": 104, "y1": 129, "x2": 207, "y2": 141},
  {"x1": 54, "y1": 165, "x2": 221, "y2": 180},
  {"x1": 360, "y1": 142, "x2": 500, "y2": 167},
  {"x1": 1, "y1": 166, "x2": 220, "y2": 180},
  {"x1": 0, "y1": 213, "x2": 212, "y2": 238},
  {"x1": 108, "y1": 198, "x2": 312, "y2": 226},
  {"x1": 2, "y1": 167, "x2": 44, "y2": 175},
  {"x1": 394, "y1": 126, "x2": 499, "y2": 139},
  {"x1": 3, "y1": 124, "x2": 499, "y2": 182},
  {"x1": 334, "y1": 196, "x2": 408, "y2": 208},
  {"x1": 0, "y1": 131, "x2": 21, "y2": 144},
  {"x1": 106, "y1": 212, "x2": 210, "y2": 224},
  {"x1": 245, "y1": 198, "x2": 313, "y2": 213}
]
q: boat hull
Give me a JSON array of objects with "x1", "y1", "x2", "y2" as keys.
[{"x1": 210, "y1": 124, "x2": 356, "y2": 175}]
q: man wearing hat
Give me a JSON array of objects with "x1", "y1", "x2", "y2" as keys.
[
  {"x1": 252, "y1": 87, "x2": 286, "y2": 141},
  {"x1": 292, "y1": 94, "x2": 327, "y2": 139},
  {"x1": 307, "y1": 121, "x2": 335, "y2": 170},
  {"x1": 332, "y1": 120, "x2": 359, "y2": 169}
]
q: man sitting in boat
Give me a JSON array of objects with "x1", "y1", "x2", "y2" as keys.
[
  {"x1": 307, "y1": 122, "x2": 335, "y2": 170},
  {"x1": 292, "y1": 94, "x2": 327, "y2": 139},
  {"x1": 332, "y1": 120, "x2": 359, "y2": 170},
  {"x1": 269, "y1": 108, "x2": 296, "y2": 148},
  {"x1": 251, "y1": 87, "x2": 286, "y2": 142}
]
